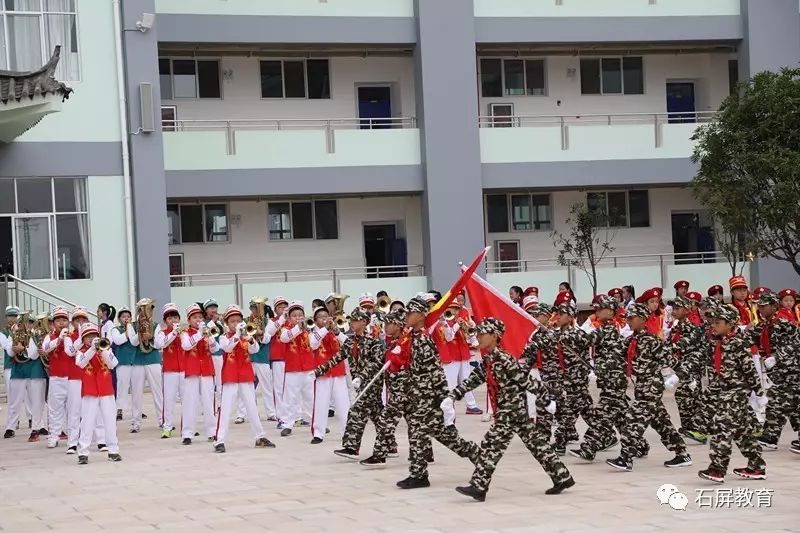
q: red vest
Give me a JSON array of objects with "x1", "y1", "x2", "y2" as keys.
[
  {"x1": 183, "y1": 328, "x2": 215, "y2": 378},
  {"x1": 220, "y1": 333, "x2": 255, "y2": 384},
  {"x1": 67, "y1": 331, "x2": 85, "y2": 380},
  {"x1": 47, "y1": 331, "x2": 71, "y2": 378},
  {"x1": 445, "y1": 320, "x2": 471, "y2": 362},
  {"x1": 433, "y1": 323, "x2": 455, "y2": 363},
  {"x1": 162, "y1": 326, "x2": 184, "y2": 372},
  {"x1": 314, "y1": 332, "x2": 346, "y2": 378},
  {"x1": 269, "y1": 319, "x2": 286, "y2": 361},
  {"x1": 283, "y1": 325, "x2": 316, "y2": 373},
  {"x1": 81, "y1": 352, "x2": 114, "y2": 397}
]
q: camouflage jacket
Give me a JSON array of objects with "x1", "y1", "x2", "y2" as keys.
[
  {"x1": 586, "y1": 322, "x2": 627, "y2": 393},
  {"x1": 666, "y1": 319, "x2": 705, "y2": 377},
  {"x1": 450, "y1": 346, "x2": 550, "y2": 420},
  {"x1": 520, "y1": 326, "x2": 561, "y2": 381},
  {"x1": 625, "y1": 329, "x2": 675, "y2": 399},
  {"x1": 315, "y1": 333, "x2": 385, "y2": 398},
  {"x1": 701, "y1": 333, "x2": 764, "y2": 398},
  {"x1": 553, "y1": 325, "x2": 592, "y2": 385},
  {"x1": 750, "y1": 317, "x2": 800, "y2": 386},
  {"x1": 408, "y1": 329, "x2": 449, "y2": 404}
]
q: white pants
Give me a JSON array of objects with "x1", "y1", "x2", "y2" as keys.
[
  {"x1": 115, "y1": 365, "x2": 133, "y2": 415},
  {"x1": 182, "y1": 376, "x2": 216, "y2": 440},
  {"x1": 215, "y1": 382, "x2": 265, "y2": 445},
  {"x1": 282, "y1": 371, "x2": 315, "y2": 429},
  {"x1": 47, "y1": 376, "x2": 69, "y2": 441},
  {"x1": 212, "y1": 355, "x2": 223, "y2": 407},
  {"x1": 253, "y1": 363, "x2": 276, "y2": 418},
  {"x1": 131, "y1": 364, "x2": 164, "y2": 428},
  {"x1": 312, "y1": 376, "x2": 349, "y2": 439},
  {"x1": 67, "y1": 379, "x2": 82, "y2": 447},
  {"x1": 272, "y1": 361, "x2": 287, "y2": 424},
  {"x1": 4, "y1": 368, "x2": 30, "y2": 421},
  {"x1": 5, "y1": 378, "x2": 45, "y2": 431},
  {"x1": 78, "y1": 395, "x2": 119, "y2": 456},
  {"x1": 162, "y1": 371, "x2": 185, "y2": 431},
  {"x1": 444, "y1": 361, "x2": 478, "y2": 409}
]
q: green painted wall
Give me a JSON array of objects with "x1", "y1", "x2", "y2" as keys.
[{"x1": 156, "y1": 0, "x2": 414, "y2": 17}]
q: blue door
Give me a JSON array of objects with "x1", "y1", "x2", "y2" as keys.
[
  {"x1": 358, "y1": 86, "x2": 392, "y2": 129},
  {"x1": 666, "y1": 82, "x2": 696, "y2": 123}
]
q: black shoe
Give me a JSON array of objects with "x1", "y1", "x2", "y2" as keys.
[
  {"x1": 545, "y1": 477, "x2": 576, "y2": 495},
  {"x1": 606, "y1": 456, "x2": 632, "y2": 472},
  {"x1": 664, "y1": 454, "x2": 692, "y2": 468},
  {"x1": 633, "y1": 448, "x2": 649, "y2": 459},
  {"x1": 599, "y1": 439, "x2": 619, "y2": 451},
  {"x1": 66, "y1": 446, "x2": 77, "y2": 455},
  {"x1": 280, "y1": 428, "x2": 292, "y2": 437},
  {"x1": 38, "y1": 428, "x2": 49, "y2": 436},
  {"x1": 568, "y1": 448, "x2": 594, "y2": 462},
  {"x1": 255, "y1": 438, "x2": 276, "y2": 448},
  {"x1": 790, "y1": 440, "x2": 800, "y2": 455},
  {"x1": 142, "y1": 413, "x2": 148, "y2": 419},
  {"x1": 359, "y1": 455, "x2": 386, "y2": 468},
  {"x1": 397, "y1": 476, "x2": 430, "y2": 490},
  {"x1": 698, "y1": 468, "x2": 724, "y2": 483},
  {"x1": 388, "y1": 447, "x2": 399, "y2": 458},
  {"x1": 108, "y1": 453, "x2": 122, "y2": 462},
  {"x1": 182, "y1": 438, "x2": 192, "y2": 445},
  {"x1": 425, "y1": 450, "x2": 435, "y2": 464},
  {"x1": 552, "y1": 444, "x2": 566, "y2": 456},
  {"x1": 208, "y1": 436, "x2": 214, "y2": 442},
  {"x1": 28, "y1": 419, "x2": 32, "y2": 429},
  {"x1": 757, "y1": 436, "x2": 778, "y2": 451},
  {"x1": 214, "y1": 443, "x2": 226, "y2": 453},
  {"x1": 3, "y1": 430, "x2": 14, "y2": 439},
  {"x1": 334, "y1": 447, "x2": 360, "y2": 460},
  {"x1": 194, "y1": 432, "x2": 200, "y2": 437},
  {"x1": 455, "y1": 485, "x2": 486, "y2": 501},
  {"x1": 310, "y1": 437, "x2": 323, "y2": 444},
  {"x1": 116, "y1": 409, "x2": 123, "y2": 421},
  {"x1": 97, "y1": 444, "x2": 108, "y2": 452},
  {"x1": 78, "y1": 455, "x2": 88, "y2": 465},
  {"x1": 328, "y1": 409, "x2": 335, "y2": 418}
]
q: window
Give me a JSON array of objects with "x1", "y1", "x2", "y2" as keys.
[
  {"x1": 495, "y1": 241, "x2": 520, "y2": 273},
  {"x1": 267, "y1": 200, "x2": 338, "y2": 240},
  {"x1": 728, "y1": 59, "x2": 739, "y2": 95},
  {"x1": 169, "y1": 254, "x2": 184, "y2": 287},
  {"x1": 580, "y1": 57, "x2": 644, "y2": 95},
  {"x1": 158, "y1": 58, "x2": 221, "y2": 99},
  {"x1": 259, "y1": 59, "x2": 331, "y2": 99},
  {"x1": 0, "y1": 177, "x2": 89, "y2": 280},
  {"x1": 488, "y1": 103, "x2": 514, "y2": 127},
  {"x1": 0, "y1": 1, "x2": 80, "y2": 80},
  {"x1": 480, "y1": 58, "x2": 546, "y2": 97},
  {"x1": 167, "y1": 203, "x2": 229, "y2": 244},
  {"x1": 486, "y1": 194, "x2": 551, "y2": 233},
  {"x1": 161, "y1": 106, "x2": 176, "y2": 131},
  {"x1": 587, "y1": 190, "x2": 650, "y2": 228}
]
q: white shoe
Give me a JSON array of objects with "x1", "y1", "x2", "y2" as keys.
[
  {"x1": 47, "y1": 440, "x2": 58, "y2": 449},
  {"x1": 66, "y1": 446, "x2": 77, "y2": 455}
]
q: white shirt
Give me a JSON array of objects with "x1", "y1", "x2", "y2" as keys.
[
  {"x1": 42, "y1": 330, "x2": 75, "y2": 357},
  {"x1": 218, "y1": 333, "x2": 259, "y2": 355},
  {"x1": 111, "y1": 323, "x2": 140, "y2": 347},
  {"x1": 76, "y1": 345, "x2": 118, "y2": 370},
  {"x1": 154, "y1": 325, "x2": 180, "y2": 350},
  {"x1": 180, "y1": 330, "x2": 219, "y2": 353}
]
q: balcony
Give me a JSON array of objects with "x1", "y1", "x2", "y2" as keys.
[
  {"x1": 474, "y1": 0, "x2": 741, "y2": 18},
  {"x1": 155, "y1": 0, "x2": 415, "y2": 17}
]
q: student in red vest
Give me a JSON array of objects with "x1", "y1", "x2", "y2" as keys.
[
  {"x1": 265, "y1": 296, "x2": 289, "y2": 427},
  {"x1": 155, "y1": 303, "x2": 185, "y2": 439},
  {"x1": 214, "y1": 305, "x2": 275, "y2": 453},
  {"x1": 729, "y1": 276, "x2": 756, "y2": 328},
  {"x1": 67, "y1": 307, "x2": 106, "y2": 455},
  {"x1": 75, "y1": 323, "x2": 121, "y2": 465},
  {"x1": 42, "y1": 307, "x2": 72, "y2": 448},
  {"x1": 278, "y1": 301, "x2": 317, "y2": 437},
  {"x1": 777, "y1": 288, "x2": 799, "y2": 324},
  {"x1": 636, "y1": 287, "x2": 666, "y2": 339},
  {"x1": 443, "y1": 301, "x2": 482, "y2": 415},
  {"x1": 309, "y1": 306, "x2": 350, "y2": 444},
  {"x1": 180, "y1": 304, "x2": 219, "y2": 445}
]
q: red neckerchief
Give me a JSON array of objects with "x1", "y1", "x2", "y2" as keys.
[
  {"x1": 351, "y1": 335, "x2": 359, "y2": 366},
  {"x1": 688, "y1": 310, "x2": 702, "y2": 326},
  {"x1": 536, "y1": 350, "x2": 543, "y2": 370},
  {"x1": 760, "y1": 316, "x2": 775, "y2": 357},
  {"x1": 556, "y1": 342, "x2": 566, "y2": 372},
  {"x1": 485, "y1": 356, "x2": 498, "y2": 414},
  {"x1": 645, "y1": 311, "x2": 663, "y2": 338},
  {"x1": 626, "y1": 337, "x2": 639, "y2": 377},
  {"x1": 670, "y1": 326, "x2": 682, "y2": 359},
  {"x1": 732, "y1": 299, "x2": 751, "y2": 325},
  {"x1": 714, "y1": 332, "x2": 737, "y2": 374}
]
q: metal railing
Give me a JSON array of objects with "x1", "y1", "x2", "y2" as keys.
[
  {"x1": 1, "y1": 274, "x2": 98, "y2": 319},
  {"x1": 478, "y1": 110, "x2": 716, "y2": 150},
  {"x1": 162, "y1": 116, "x2": 417, "y2": 156}
]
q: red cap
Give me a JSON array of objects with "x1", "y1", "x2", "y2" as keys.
[
  {"x1": 591, "y1": 295, "x2": 602, "y2": 307},
  {"x1": 729, "y1": 275, "x2": 748, "y2": 291},
  {"x1": 778, "y1": 288, "x2": 797, "y2": 300},
  {"x1": 708, "y1": 285, "x2": 724, "y2": 297},
  {"x1": 636, "y1": 287, "x2": 663, "y2": 304},
  {"x1": 686, "y1": 291, "x2": 702, "y2": 302},
  {"x1": 751, "y1": 287, "x2": 770, "y2": 300},
  {"x1": 523, "y1": 286, "x2": 539, "y2": 297},
  {"x1": 607, "y1": 288, "x2": 623, "y2": 298},
  {"x1": 673, "y1": 280, "x2": 689, "y2": 290},
  {"x1": 553, "y1": 291, "x2": 573, "y2": 307}
]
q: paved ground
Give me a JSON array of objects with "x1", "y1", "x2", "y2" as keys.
[{"x1": 0, "y1": 388, "x2": 798, "y2": 533}]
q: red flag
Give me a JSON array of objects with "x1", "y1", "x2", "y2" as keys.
[
  {"x1": 463, "y1": 269, "x2": 538, "y2": 358},
  {"x1": 424, "y1": 247, "x2": 490, "y2": 329}
]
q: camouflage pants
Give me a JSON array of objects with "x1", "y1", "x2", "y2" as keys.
[
  {"x1": 471, "y1": 416, "x2": 572, "y2": 493},
  {"x1": 408, "y1": 402, "x2": 479, "y2": 479},
  {"x1": 580, "y1": 389, "x2": 628, "y2": 458},
  {"x1": 675, "y1": 372, "x2": 703, "y2": 432},
  {"x1": 372, "y1": 395, "x2": 429, "y2": 460},
  {"x1": 688, "y1": 387, "x2": 713, "y2": 434},
  {"x1": 761, "y1": 384, "x2": 800, "y2": 443},
  {"x1": 554, "y1": 382, "x2": 592, "y2": 446},
  {"x1": 342, "y1": 396, "x2": 386, "y2": 451},
  {"x1": 535, "y1": 378, "x2": 564, "y2": 439},
  {"x1": 708, "y1": 394, "x2": 765, "y2": 474},
  {"x1": 621, "y1": 396, "x2": 686, "y2": 461}
]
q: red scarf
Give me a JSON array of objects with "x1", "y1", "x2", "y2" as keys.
[
  {"x1": 645, "y1": 311, "x2": 663, "y2": 338},
  {"x1": 536, "y1": 350, "x2": 543, "y2": 370},
  {"x1": 688, "y1": 310, "x2": 702, "y2": 326},
  {"x1": 351, "y1": 336, "x2": 359, "y2": 366},
  {"x1": 732, "y1": 300, "x2": 751, "y2": 325},
  {"x1": 759, "y1": 317, "x2": 774, "y2": 357},
  {"x1": 556, "y1": 342, "x2": 566, "y2": 372},
  {"x1": 713, "y1": 332, "x2": 737, "y2": 373},
  {"x1": 670, "y1": 327, "x2": 682, "y2": 359},
  {"x1": 626, "y1": 337, "x2": 638, "y2": 377},
  {"x1": 485, "y1": 358, "x2": 498, "y2": 415}
]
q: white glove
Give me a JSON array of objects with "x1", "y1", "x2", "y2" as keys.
[
  {"x1": 126, "y1": 322, "x2": 135, "y2": 334},
  {"x1": 764, "y1": 356, "x2": 776, "y2": 370},
  {"x1": 688, "y1": 379, "x2": 698, "y2": 392},
  {"x1": 351, "y1": 377, "x2": 362, "y2": 390},
  {"x1": 440, "y1": 397, "x2": 454, "y2": 412},
  {"x1": 756, "y1": 395, "x2": 769, "y2": 408},
  {"x1": 588, "y1": 371, "x2": 597, "y2": 382},
  {"x1": 545, "y1": 400, "x2": 557, "y2": 415},
  {"x1": 664, "y1": 374, "x2": 680, "y2": 389},
  {"x1": 59, "y1": 328, "x2": 68, "y2": 339},
  {"x1": 277, "y1": 312, "x2": 287, "y2": 326},
  {"x1": 91, "y1": 338, "x2": 99, "y2": 348},
  {"x1": 440, "y1": 397, "x2": 456, "y2": 427}
]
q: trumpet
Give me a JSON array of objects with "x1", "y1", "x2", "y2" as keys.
[
  {"x1": 443, "y1": 309, "x2": 456, "y2": 321},
  {"x1": 305, "y1": 318, "x2": 316, "y2": 330},
  {"x1": 245, "y1": 323, "x2": 258, "y2": 337},
  {"x1": 376, "y1": 295, "x2": 392, "y2": 314},
  {"x1": 202, "y1": 323, "x2": 220, "y2": 337},
  {"x1": 96, "y1": 337, "x2": 112, "y2": 351}
]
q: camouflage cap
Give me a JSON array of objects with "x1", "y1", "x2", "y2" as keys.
[
  {"x1": 595, "y1": 294, "x2": 618, "y2": 311},
  {"x1": 384, "y1": 309, "x2": 407, "y2": 326},
  {"x1": 710, "y1": 303, "x2": 739, "y2": 323},
  {"x1": 476, "y1": 317, "x2": 505, "y2": 338},
  {"x1": 671, "y1": 296, "x2": 693, "y2": 310},
  {"x1": 757, "y1": 290, "x2": 781, "y2": 307},
  {"x1": 555, "y1": 300, "x2": 577, "y2": 317},
  {"x1": 699, "y1": 297, "x2": 720, "y2": 310},
  {"x1": 349, "y1": 308, "x2": 370, "y2": 322},
  {"x1": 531, "y1": 303, "x2": 553, "y2": 316},
  {"x1": 406, "y1": 297, "x2": 428, "y2": 315},
  {"x1": 626, "y1": 303, "x2": 650, "y2": 319}
]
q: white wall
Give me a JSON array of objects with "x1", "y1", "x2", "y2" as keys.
[
  {"x1": 170, "y1": 195, "x2": 424, "y2": 274},
  {"x1": 163, "y1": 56, "x2": 417, "y2": 121},
  {"x1": 479, "y1": 53, "x2": 734, "y2": 117}
]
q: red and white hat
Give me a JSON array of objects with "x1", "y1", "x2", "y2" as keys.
[
  {"x1": 729, "y1": 275, "x2": 748, "y2": 291},
  {"x1": 636, "y1": 287, "x2": 662, "y2": 304},
  {"x1": 52, "y1": 307, "x2": 69, "y2": 320},
  {"x1": 162, "y1": 303, "x2": 180, "y2": 319},
  {"x1": 286, "y1": 300, "x2": 305, "y2": 314},
  {"x1": 223, "y1": 305, "x2": 243, "y2": 322},
  {"x1": 273, "y1": 296, "x2": 288, "y2": 308},
  {"x1": 673, "y1": 280, "x2": 690, "y2": 291},
  {"x1": 591, "y1": 294, "x2": 603, "y2": 307},
  {"x1": 686, "y1": 291, "x2": 702, "y2": 303},
  {"x1": 778, "y1": 288, "x2": 798, "y2": 300},
  {"x1": 71, "y1": 306, "x2": 89, "y2": 321},
  {"x1": 358, "y1": 293, "x2": 375, "y2": 307},
  {"x1": 522, "y1": 295, "x2": 539, "y2": 311},
  {"x1": 79, "y1": 323, "x2": 100, "y2": 340},
  {"x1": 186, "y1": 304, "x2": 203, "y2": 319},
  {"x1": 420, "y1": 292, "x2": 437, "y2": 304}
]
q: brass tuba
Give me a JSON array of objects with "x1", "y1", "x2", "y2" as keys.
[
  {"x1": 136, "y1": 298, "x2": 156, "y2": 353},
  {"x1": 11, "y1": 311, "x2": 32, "y2": 363},
  {"x1": 247, "y1": 296, "x2": 268, "y2": 339},
  {"x1": 34, "y1": 313, "x2": 51, "y2": 371},
  {"x1": 327, "y1": 293, "x2": 349, "y2": 332},
  {"x1": 376, "y1": 295, "x2": 392, "y2": 314}
]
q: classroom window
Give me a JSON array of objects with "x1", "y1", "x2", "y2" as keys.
[
  {"x1": 167, "y1": 203, "x2": 229, "y2": 244},
  {"x1": 480, "y1": 58, "x2": 546, "y2": 97},
  {"x1": 259, "y1": 59, "x2": 331, "y2": 99},
  {"x1": 580, "y1": 57, "x2": 644, "y2": 95},
  {"x1": 587, "y1": 190, "x2": 650, "y2": 228},
  {"x1": 487, "y1": 193, "x2": 551, "y2": 233},
  {"x1": 159, "y1": 58, "x2": 221, "y2": 99},
  {"x1": 267, "y1": 200, "x2": 338, "y2": 240},
  {"x1": 485, "y1": 194, "x2": 509, "y2": 233}
]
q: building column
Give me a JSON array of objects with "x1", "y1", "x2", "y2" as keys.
[
  {"x1": 414, "y1": 0, "x2": 485, "y2": 290},
  {"x1": 739, "y1": 0, "x2": 800, "y2": 288},
  {"x1": 120, "y1": 0, "x2": 171, "y2": 306}
]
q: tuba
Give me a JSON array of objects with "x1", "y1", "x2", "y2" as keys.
[
  {"x1": 34, "y1": 313, "x2": 51, "y2": 371},
  {"x1": 327, "y1": 293, "x2": 349, "y2": 331},
  {"x1": 376, "y1": 295, "x2": 392, "y2": 314},
  {"x1": 11, "y1": 311, "x2": 33, "y2": 363},
  {"x1": 136, "y1": 298, "x2": 156, "y2": 353},
  {"x1": 247, "y1": 296, "x2": 268, "y2": 339}
]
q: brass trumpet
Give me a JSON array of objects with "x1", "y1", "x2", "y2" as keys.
[
  {"x1": 305, "y1": 318, "x2": 316, "y2": 330},
  {"x1": 245, "y1": 323, "x2": 258, "y2": 337},
  {"x1": 443, "y1": 309, "x2": 456, "y2": 321},
  {"x1": 203, "y1": 323, "x2": 220, "y2": 337},
  {"x1": 96, "y1": 337, "x2": 112, "y2": 351},
  {"x1": 376, "y1": 295, "x2": 392, "y2": 314}
]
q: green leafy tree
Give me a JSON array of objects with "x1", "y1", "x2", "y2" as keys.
[{"x1": 691, "y1": 68, "x2": 800, "y2": 277}]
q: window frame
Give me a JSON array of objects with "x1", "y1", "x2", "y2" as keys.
[
  {"x1": 585, "y1": 190, "x2": 651, "y2": 228},
  {"x1": 579, "y1": 56, "x2": 645, "y2": 96},
  {"x1": 158, "y1": 57, "x2": 223, "y2": 100},
  {"x1": 259, "y1": 58, "x2": 332, "y2": 100},
  {"x1": 167, "y1": 202, "x2": 230, "y2": 244},
  {"x1": 161, "y1": 105, "x2": 177, "y2": 132},
  {"x1": 479, "y1": 57, "x2": 547, "y2": 98},
  {"x1": 485, "y1": 193, "x2": 552, "y2": 234},
  {"x1": 494, "y1": 240, "x2": 521, "y2": 273},
  {"x1": 266, "y1": 199, "x2": 339, "y2": 241}
]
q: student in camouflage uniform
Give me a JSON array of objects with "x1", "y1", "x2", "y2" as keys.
[
  {"x1": 697, "y1": 303, "x2": 768, "y2": 482},
  {"x1": 313, "y1": 308, "x2": 387, "y2": 460},
  {"x1": 684, "y1": 297, "x2": 724, "y2": 439},
  {"x1": 397, "y1": 297, "x2": 480, "y2": 490},
  {"x1": 752, "y1": 291, "x2": 800, "y2": 451},
  {"x1": 449, "y1": 318, "x2": 574, "y2": 501},
  {"x1": 569, "y1": 295, "x2": 629, "y2": 461},
  {"x1": 607, "y1": 303, "x2": 692, "y2": 471}
]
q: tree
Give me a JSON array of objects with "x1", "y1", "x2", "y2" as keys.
[
  {"x1": 551, "y1": 202, "x2": 617, "y2": 297},
  {"x1": 691, "y1": 67, "x2": 800, "y2": 278},
  {"x1": 715, "y1": 223, "x2": 750, "y2": 277}
]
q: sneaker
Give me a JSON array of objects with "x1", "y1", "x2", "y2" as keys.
[
  {"x1": 328, "y1": 409, "x2": 335, "y2": 418},
  {"x1": 633, "y1": 448, "x2": 649, "y2": 459},
  {"x1": 280, "y1": 428, "x2": 292, "y2": 437},
  {"x1": 294, "y1": 419, "x2": 311, "y2": 428},
  {"x1": 161, "y1": 429, "x2": 172, "y2": 439},
  {"x1": 325, "y1": 427, "x2": 331, "y2": 434},
  {"x1": 757, "y1": 436, "x2": 778, "y2": 450},
  {"x1": 397, "y1": 476, "x2": 430, "y2": 490},
  {"x1": 208, "y1": 436, "x2": 214, "y2": 442},
  {"x1": 59, "y1": 432, "x2": 68, "y2": 441},
  {"x1": 388, "y1": 447, "x2": 399, "y2": 458},
  {"x1": 698, "y1": 469, "x2": 725, "y2": 483},
  {"x1": 38, "y1": 428, "x2": 49, "y2": 436},
  {"x1": 359, "y1": 455, "x2": 386, "y2": 468},
  {"x1": 680, "y1": 428, "x2": 708, "y2": 444},
  {"x1": 790, "y1": 440, "x2": 800, "y2": 455},
  {"x1": 77, "y1": 455, "x2": 88, "y2": 465},
  {"x1": 28, "y1": 431, "x2": 40, "y2": 443},
  {"x1": 66, "y1": 446, "x2": 77, "y2": 455},
  {"x1": 98, "y1": 444, "x2": 108, "y2": 452},
  {"x1": 310, "y1": 437, "x2": 323, "y2": 444},
  {"x1": 664, "y1": 454, "x2": 692, "y2": 468},
  {"x1": 606, "y1": 456, "x2": 632, "y2": 472},
  {"x1": 255, "y1": 438, "x2": 276, "y2": 448},
  {"x1": 108, "y1": 453, "x2": 122, "y2": 462},
  {"x1": 28, "y1": 419, "x2": 32, "y2": 429},
  {"x1": 214, "y1": 443, "x2": 226, "y2": 453},
  {"x1": 182, "y1": 438, "x2": 192, "y2": 445},
  {"x1": 47, "y1": 440, "x2": 58, "y2": 449},
  {"x1": 733, "y1": 467, "x2": 766, "y2": 480},
  {"x1": 545, "y1": 477, "x2": 575, "y2": 495},
  {"x1": 568, "y1": 448, "x2": 594, "y2": 462},
  {"x1": 194, "y1": 432, "x2": 200, "y2": 437},
  {"x1": 267, "y1": 416, "x2": 278, "y2": 422},
  {"x1": 465, "y1": 407, "x2": 484, "y2": 415},
  {"x1": 552, "y1": 444, "x2": 566, "y2": 456},
  {"x1": 116, "y1": 409, "x2": 123, "y2": 421},
  {"x1": 425, "y1": 450, "x2": 435, "y2": 464},
  {"x1": 234, "y1": 417, "x2": 245, "y2": 425},
  {"x1": 599, "y1": 439, "x2": 619, "y2": 451},
  {"x1": 3, "y1": 430, "x2": 14, "y2": 439},
  {"x1": 455, "y1": 484, "x2": 486, "y2": 501},
  {"x1": 130, "y1": 425, "x2": 140, "y2": 434},
  {"x1": 334, "y1": 447, "x2": 360, "y2": 460},
  {"x1": 142, "y1": 413, "x2": 148, "y2": 419}
]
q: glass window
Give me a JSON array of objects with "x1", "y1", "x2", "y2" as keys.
[
  {"x1": 587, "y1": 192, "x2": 607, "y2": 224},
  {"x1": 511, "y1": 194, "x2": 531, "y2": 230},
  {"x1": 0, "y1": 180, "x2": 14, "y2": 213},
  {"x1": 45, "y1": 1, "x2": 75, "y2": 11},
  {"x1": 480, "y1": 59, "x2": 502, "y2": 98},
  {"x1": 580, "y1": 59, "x2": 601, "y2": 95},
  {"x1": 622, "y1": 57, "x2": 643, "y2": 95},
  {"x1": 7, "y1": 14, "x2": 42, "y2": 71},
  {"x1": 283, "y1": 60, "x2": 306, "y2": 98},
  {"x1": 486, "y1": 194, "x2": 509, "y2": 233},
  {"x1": 172, "y1": 59, "x2": 197, "y2": 98},
  {"x1": 169, "y1": 254, "x2": 184, "y2": 278},
  {"x1": 525, "y1": 59, "x2": 546, "y2": 95},
  {"x1": 496, "y1": 241, "x2": 520, "y2": 273},
  {"x1": 43, "y1": 13, "x2": 78, "y2": 80},
  {"x1": 6, "y1": 1, "x2": 43, "y2": 10},
  {"x1": 268, "y1": 203, "x2": 291, "y2": 240},
  {"x1": 167, "y1": 204, "x2": 180, "y2": 244},
  {"x1": 307, "y1": 59, "x2": 330, "y2": 99},
  {"x1": 260, "y1": 60, "x2": 283, "y2": 98},
  {"x1": 197, "y1": 60, "x2": 220, "y2": 99},
  {"x1": 291, "y1": 202, "x2": 313, "y2": 239},
  {"x1": 0, "y1": 21, "x2": 6, "y2": 70},
  {"x1": 161, "y1": 106, "x2": 176, "y2": 132},
  {"x1": 503, "y1": 59, "x2": 525, "y2": 96},
  {"x1": 14, "y1": 216, "x2": 51, "y2": 280},
  {"x1": 728, "y1": 59, "x2": 739, "y2": 95},
  {"x1": 179, "y1": 205, "x2": 203, "y2": 243},
  {"x1": 314, "y1": 200, "x2": 338, "y2": 240},
  {"x1": 55, "y1": 213, "x2": 89, "y2": 279},
  {"x1": 607, "y1": 191, "x2": 627, "y2": 226},
  {"x1": 53, "y1": 177, "x2": 85, "y2": 212},
  {"x1": 601, "y1": 58, "x2": 622, "y2": 94},
  {"x1": 204, "y1": 204, "x2": 228, "y2": 242},
  {"x1": 159, "y1": 58, "x2": 172, "y2": 99},
  {"x1": 532, "y1": 194, "x2": 551, "y2": 230},
  {"x1": 628, "y1": 190, "x2": 650, "y2": 227},
  {"x1": 16, "y1": 178, "x2": 52, "y2": 213}
]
